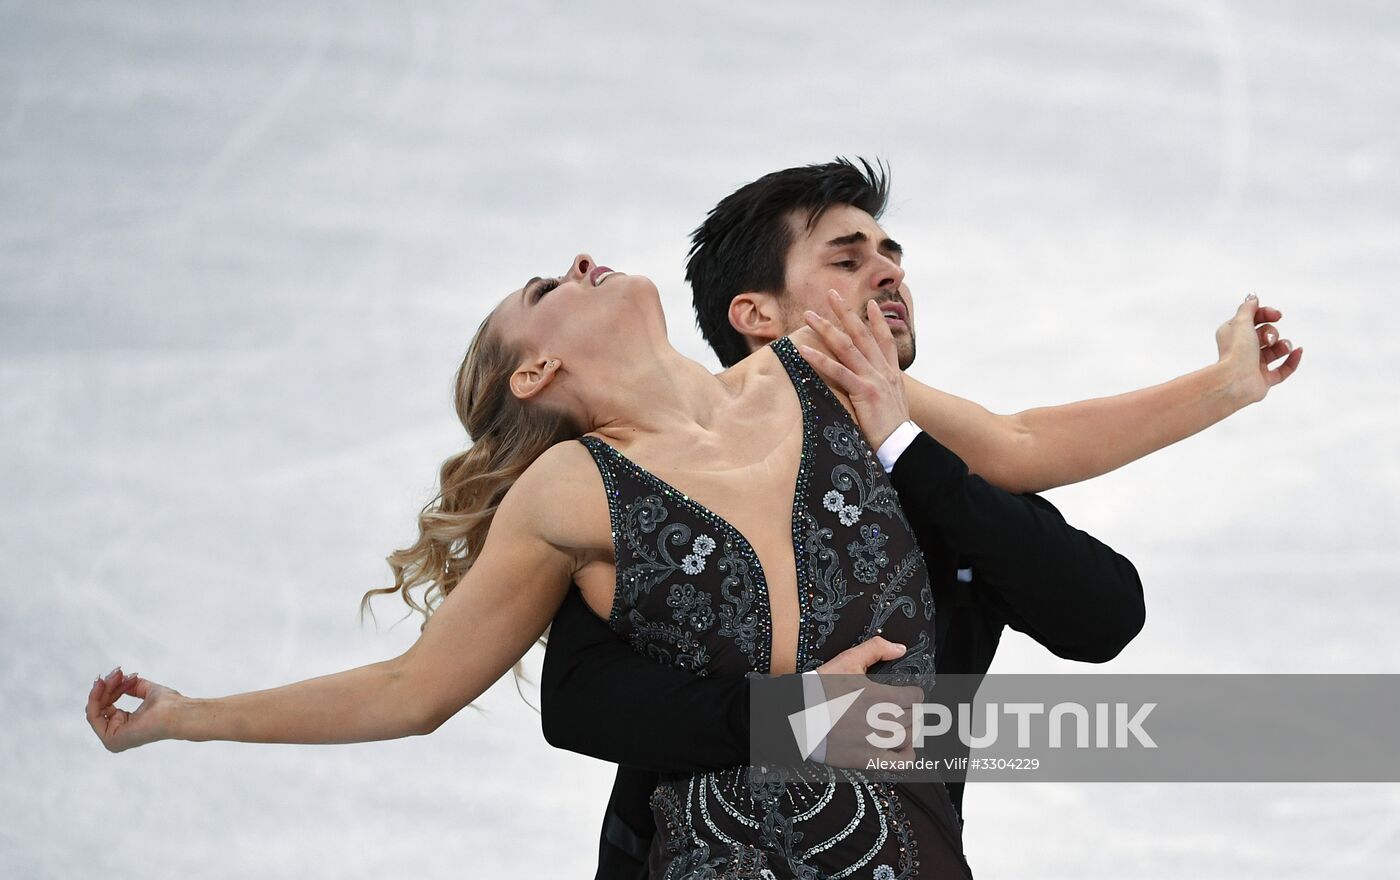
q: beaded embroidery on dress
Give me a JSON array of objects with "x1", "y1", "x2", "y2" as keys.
[{"x1": 579, "y1": 337, "x2": 967, "y2": 879}]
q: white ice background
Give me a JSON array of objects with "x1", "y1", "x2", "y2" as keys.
[{"x1": 3, "y1": 1, "x2": 1398, "y2": 877}]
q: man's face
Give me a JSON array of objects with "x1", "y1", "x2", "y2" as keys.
[{"x1": 778, "y1": 204, "x2": 916, "y2": 369}]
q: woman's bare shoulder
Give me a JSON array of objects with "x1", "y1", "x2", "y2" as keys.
[
  {"x1": 515, "y1": 438, "x2": 602, "y2": 490},
  {"x1": 497, "y1": 439, "x2": 609, "y2": 550}
]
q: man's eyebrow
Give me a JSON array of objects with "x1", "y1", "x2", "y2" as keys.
[
  {"x1": 824, "y1": 231, "x2": 903, "y2": 256},
  {"x1": 825, "y1": 232, "x2": 868, "y2": 249},
  {"x1": 520, "y1": 276, "x2": 542, "y2": 303}
]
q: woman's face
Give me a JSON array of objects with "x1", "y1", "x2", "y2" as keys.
[{"x1": 491, "y1": 253, "x2": 665, "y2": 399}]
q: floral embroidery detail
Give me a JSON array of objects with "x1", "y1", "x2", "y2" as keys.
[
  {"x1": 667, "y1": 583, "x2": 716, "y2": 632},
  {"x1": 873, "y1": 865, "x2": 896, "y2": 880},
  {"x1": 886, "y1": 629, "x2": 937, "y2": 691},
  {"x1": 823, "y1": 423, "x2": 909, "y2": 534},
  {"x1": 863, "y1": 551, "x2": 921, "y2": 638},
  {"x1": 848, "y1": 524, "x2": 890, "y2": 585},
  {"x1": 823, "y1": 422, "x2": 865, "y2": 461},
  {"x1": 614, "y1": 496, "x2": 695, "y2": 606},
  {"x1": 626, "y1": 609, "x2": 712, "y2": 672},
  {"x1": 745, "y1": 763, "x2": 792, "y2": 802},
  {"x1": 798, "y1": 513, "x2": 863, "y2": 657},
  {"x1": 826, "y1": 489, "x2": 863, "y2": 527},
  {"x1": 657, "y1": 835, "x2": 726, "y2": 880},
  {"x1": 830, "y1": 460, "x2": 906, "y2": 531},
  {"x1": 679, "y1": 533, "x2": 716, "y2": 576},
  {"x1": 714, "y1": 544, "x2": 763, "y2": 665}
]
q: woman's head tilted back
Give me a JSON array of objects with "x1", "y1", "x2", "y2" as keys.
[
  {"x1": 491, "y1": 253, "x2": 668, "y2": 417},
  {"x1": 361, "y1": 253, "x2": 662, "y2": 625}
]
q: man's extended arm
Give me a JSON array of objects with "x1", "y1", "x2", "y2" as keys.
[
  {"x1": 540, "y1": 586, "x2": 751, "y2": 773},
  {"x1": 540, "y1": 590, "x2": 910, "y2": 771},
  {"x1": 905, "y1": 296, "x2": 1302, "y2": 494},
  {"x1": 888, "y1": 428, "x2": 1144, "y2": 662}
]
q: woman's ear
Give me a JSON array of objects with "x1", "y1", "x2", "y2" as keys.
[
  {"x1": 509, "y1": 357, "x2": 561, "y2": 401},
  {"x1": 728, "y1": 292, "x2": 785, "y2": 347}
]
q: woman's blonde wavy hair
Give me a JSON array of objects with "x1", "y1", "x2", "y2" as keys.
[{"x1": 359, "y1": 313, "x2": 582, "y2": 630}]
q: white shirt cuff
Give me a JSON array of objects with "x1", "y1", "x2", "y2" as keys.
[
  {"x1": 800, "y1": 671, "x2": 829, "y2": 764},
  {"x1": 876, "y1": 421, "x2": 921, "y2": 474}
]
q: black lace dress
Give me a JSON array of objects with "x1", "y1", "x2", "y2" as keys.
[{"x1": 578, "y1": 337, "x2": 970, "y2": 880}]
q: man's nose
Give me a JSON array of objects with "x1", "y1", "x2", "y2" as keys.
[
  {"x1": 566, "y1": 253, "x2": 595, "y2": 282},
  {"x1": 873, "y1": 257, "x2": 905, "y2": 292}
]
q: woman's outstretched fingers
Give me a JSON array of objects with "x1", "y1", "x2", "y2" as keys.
[
  {"x1": 90, "y1": 673, "x2": 124, "y2": 720},
  {"x1": 1270, "y1": 344, "x2": 1303, "y2": 384},
  {"x1": 826, "y1": 289, "x2": 886, "y2": 369},
  {"x1": 1261, "y1": 338, "x2": 1292, "y2": 365},
  {"x1": 87, "y1": 678, "x2": 114, "y2": 729},
  {"x1": 91, "y1": 669, "x2": 117, "y2": 712},
  {"x1": 87, "y1": 670, "x2": 140, "y2": 745},
  {"x1": 101, "y1": 672, "x2": 137, "y2": 709},
  {"x1": 804, "y1": 307, "x2": 871, "y2": 375},
  {"x1": 863, "y1": 300, "x2": 900, "y2": 368}
]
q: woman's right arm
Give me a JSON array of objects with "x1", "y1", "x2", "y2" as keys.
[{"x1": 86, "y1": 446, "x2": 585, "y2": 752}]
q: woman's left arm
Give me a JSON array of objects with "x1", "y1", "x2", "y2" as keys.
[
  {"x1": 799, "y1": 296, "x2": 1144, "y2": 662},
  {"x1": 901, "y1": 296, "x2": 1302, "y2": 495}
]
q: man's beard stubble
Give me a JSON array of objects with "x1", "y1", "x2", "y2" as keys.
[
  {"x1": 873, "y1": 290, "x2": 917, "y2": 370},
  {"x1": 777, "y1": 289, "x2": 916, "y2": 369}
]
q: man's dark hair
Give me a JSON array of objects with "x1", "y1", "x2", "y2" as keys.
[{"x1": 685, "y1": 157, "x2": 890, "y2": 367}]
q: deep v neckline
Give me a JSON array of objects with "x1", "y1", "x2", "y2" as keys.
[{"x1": 580, "y1": 337, "x2": 821, "y2": 673}]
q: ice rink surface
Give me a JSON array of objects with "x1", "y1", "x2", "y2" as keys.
[{"x1": 3, "y1": 0, "x2": 1398, "y2": 876}]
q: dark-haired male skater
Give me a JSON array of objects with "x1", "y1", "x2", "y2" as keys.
[{"x1": 539, "y1": 159, "x2": 1302, "y2": 878}]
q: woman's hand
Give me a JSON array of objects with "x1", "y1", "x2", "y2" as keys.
[
  {"x1": 86, "y1": 666, "x2": 180, "y2": 753},
  {"x1": 798, "y1": 289, "x2": 911, "y2": 449},
  {"x1": 1217, "y1": 294, "x2": 1303, "y2": 404}
]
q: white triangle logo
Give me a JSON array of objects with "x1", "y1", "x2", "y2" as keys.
[{"x1": 787, "y1": 687, "x2": 865, "y2": 761}]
